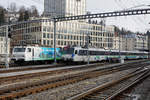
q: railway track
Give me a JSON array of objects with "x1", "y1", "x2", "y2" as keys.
[
  {"x1": 113, "y1": 68, "x2": 150, "y2": 100},
  {"x1": 0, "y1": 63, "x2": 110, "y2": 85},
  {"x1": 0, "y1": 60, "x2": 147, "y2": 73},
  {"x1": 0, "y1": 64, "x2": 66, "y2": 73},
  {"x1": 0, "y1": 61, "x2": 149, "y2": 100},
  {"x1": 0, "y1": 59, "x2": 147, "y2": 73},
  {"x1": 68, "y1": 66, "x2": 150, "y2": 100},
  {"x1": 0, "y1": 60, "x2": 148, "y2": 85},
  {"x1": 0, "y1": 62, "x2": 109, "y2": 74}
]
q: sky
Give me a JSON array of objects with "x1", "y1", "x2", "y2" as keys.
[{"x1": 0, "y1": 0, "x2": 150, "y2": 33}]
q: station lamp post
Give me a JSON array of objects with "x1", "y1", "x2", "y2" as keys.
[
  {"x1": 5, "y1": 25, "x2": 9, "y2": 68},
  {"x1": 53, "y1": 20, "x2": 57, "y2": 64}
]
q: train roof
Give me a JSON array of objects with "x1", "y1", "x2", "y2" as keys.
[
  {"x1": 72, "y1": 46, "x2": 148, "y2": 53},
  {"x1": 13, "y1": 45, "x2": 38, "y2": 48}
]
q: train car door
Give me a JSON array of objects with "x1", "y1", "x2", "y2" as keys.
[{"x1": 32, "y1": 48, "x2": 34, "y2": 60}]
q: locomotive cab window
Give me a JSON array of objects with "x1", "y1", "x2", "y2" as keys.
[
  {"x1": 14, "y1": 48, "x2": 26, "y2": 52},
  {"x1": 27, "y1": 48, "x2": 31, "y2": 52}
]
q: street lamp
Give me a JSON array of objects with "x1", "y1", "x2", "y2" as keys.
[
  {"x1": 5, "y1": 8, "x2": 10, "y2": 69},
  {"x1": 119, "y1": 32, "x2": 121, "y2": 59},
  {"x1": 85, "y1": 34, "x2": 90, "y2": 65}
]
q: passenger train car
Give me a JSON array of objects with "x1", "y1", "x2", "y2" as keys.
[
  {"x1": 11, "y1": 46, "x2": 62, "y2": 64},
  {"x1": 62, "y1": 46, "x2": 148, "y2": 62}
]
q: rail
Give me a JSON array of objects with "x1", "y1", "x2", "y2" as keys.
[
  {"x1": 67, "y1": 67, "x2": 150, "y2": 100},
  {"x1": 0, "y1": 61, "x2": 147, "y2": 100}
]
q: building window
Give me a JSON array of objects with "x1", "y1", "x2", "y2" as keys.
[
  {"x1": 61, "y1": 35, "x2": 63, "y2": 39},
  {"x1": 58, "y1": 41, "x2": 60, "y2": 45},
  {"x1": 43, "y1": 33, "x2": 46, "y2": 38},
  {"x1": 58, "y1": 34, "x2": 60, "y2": 39},
  {"x1": 61, "y1": 41, "x2": 63, "y2": 45},
  {"x1": 64, "y1": 35, "x2": 66, "y2": 39},
  {"x1": 51, "y1": 40, "x2": 53, "y2": 45},
  {"x1": 51, "y1": 34, "x2": 53, "y2": 38},
  {"x1": 47, "y1": 34, "x2": 50, "y2": 38},
  {"x1": 71, "y1": 36, "x2": 72, "y2": 40},
  {"x1": 43, "y1": 27, "x2": 46, "y2": 32},
  {"x1": 43, "y1": 40, "x2": 46, "y2": 45},
  {"x1": 64, "y1": 41, "x2": 66, "y2": 45},
  {"x1": 47, "y1": 40, "x2": 50, "y2": 45},
  {"x1": 47, "y1": 27, "x2": 50, "y2": 32}
]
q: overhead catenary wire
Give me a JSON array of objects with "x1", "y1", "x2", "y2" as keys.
[
  {"x1": 118, "y1": 0, "x2": 150, "y2": 32},
  {"x1": 114, "y1": 0, "x2": 143, "y2": 30},
  {"x1": 114, "y1": 0, "x2": 148, "y2": 32},
  {"x1": 130, "y1": 0, "x2": 149, "y2": 26}
]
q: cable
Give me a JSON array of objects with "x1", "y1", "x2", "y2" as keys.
[
  {"x1": 114, "y1": 0, "x2": 142, "y2": 29},
  {"x1": 30, "y1": 0, "x2": 43, "y2": 5},
  {"x1": 130, "y1": 0, "x2": 149, "y2": 27},
  {"x1": 114, "y1": 0, "x2": 147, "y2": 32}
]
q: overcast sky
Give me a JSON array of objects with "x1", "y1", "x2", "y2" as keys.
[{"x1": 1, "y1": 0, "x2": 150, "y2": 33}]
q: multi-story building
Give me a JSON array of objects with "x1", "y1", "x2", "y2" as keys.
[
  {"x1": 10, "y1": 18, "x2": 115, "y2": 50},
  {"x1": 5, "y1": 12, "x2": 20, "y2": 23},
  {"x1": 135, "y1": 34, "x2": 148, "y2": 51},
  {"x1": 113, "y1": 32, "x2": 119, "y2": 50},
  {"x1": 120, "y1": 34, "x2": 136, "y2": 51},
  {"x1": 113, "y1": 31, "x2": 148, "y2": 51},
  {"x1": 44, "y1": 0, "x2": 86, "y2": 17},
  {"x1": 9, "y1": 0, "x2": 115, "y2": 51}
]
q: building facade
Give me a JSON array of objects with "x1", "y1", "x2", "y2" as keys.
[
  {"x1": 135, "y1": 34, "x2": 148, "y2": 51},
  {"x1": 113, "y1": 32, "x2": 148, "y2": 51},
  {"x1": 120, "y1": 35, "x2": 136, "y2": 51},
  {"x1": 44, "y1": 0, "x2": 86, "y2": 17},
  {"x1": 10, "y1": 18, "x2": 115, "y2": 50}
]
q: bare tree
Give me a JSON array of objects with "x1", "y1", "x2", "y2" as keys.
[
  {"x1": 0, "y1": 6, "x2": 6, "y2": 25},
  {"x1": 19, "y1": 6, "x2": 26, "y2": 13},
  {"x1": 30, "y1": 5, "x2": 39, "y2": 17},
  {"x1": 18, "y1": 6, "x2": 26, "y2": 21}
]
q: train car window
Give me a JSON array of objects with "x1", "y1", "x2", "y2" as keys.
[
  {"x1": 111, "y1": 52, "x2": 115, "y2": 55},
  {"x1": 79, "y1": 50, "x2": 83, "y2": 55},
  {"x1": 115, "y1": 52, "x2": 118, "y2": 55},
  {"x1": 27, "y1": 48, "x2": 31, "y2": 52},
  {"x1": 96, "y1": 51, "x2": 99, "y2": 55},
  {"x1": 89, "y1": 51, "x2": 91, "y2": 55},
  {"x1": 79, "y1": 50, "x2": 87, "y2": 55},
  {"x1": 63, "y1": 47, "x2": 74, "y2": 54},
  {"x1": 84, "y1": 50, "x2": 88, "y2": 55},
  {"x1": 105, "y1": 51, "x2": 110, "y2": 55},
  {"x1": 100, "y1": 51, "x2": 105, "y2": 55},
  {"x1": 122, "y1": 52, "x2": 126, "y2": 55},
  {"x1": 89, "y1": 51, "x2": 94, "y2": 55}
]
